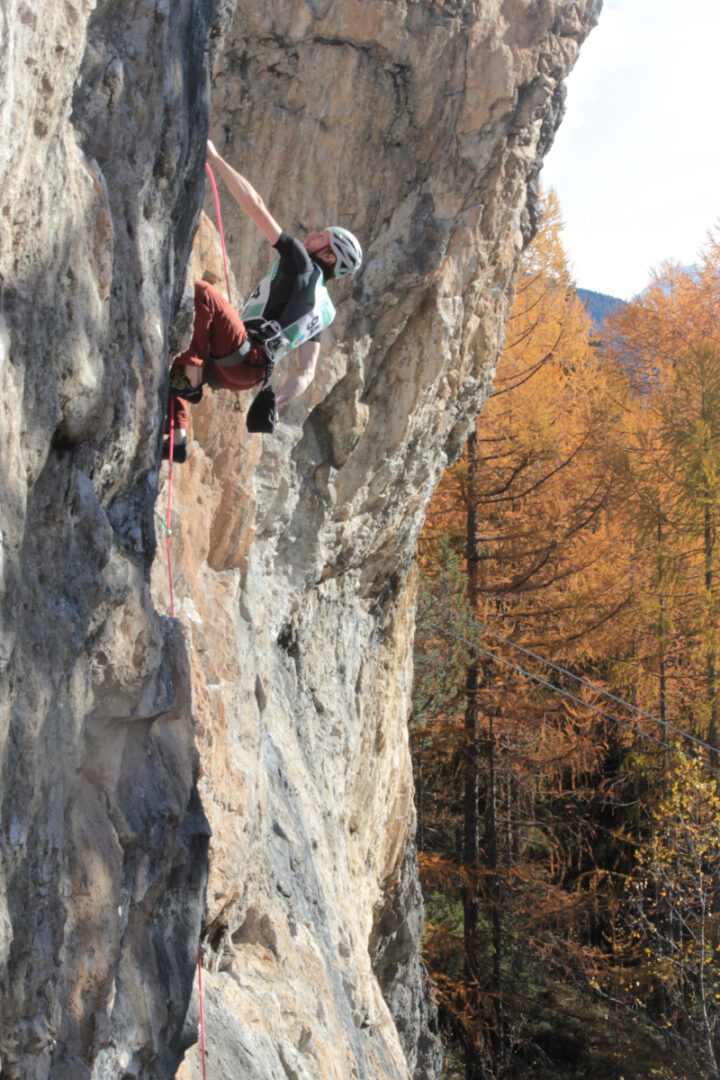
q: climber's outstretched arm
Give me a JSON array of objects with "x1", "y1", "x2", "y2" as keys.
[
  {"x1": 275, "y1": 341, "x2": 320, "y2": 407},
  {"x1": 207, "y1": 140, "x2": 282, "y2": 245}
]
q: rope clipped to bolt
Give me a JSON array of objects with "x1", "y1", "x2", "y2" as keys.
[{"x1": 164, "y1": 164, "x2": 233, "y2": 619}]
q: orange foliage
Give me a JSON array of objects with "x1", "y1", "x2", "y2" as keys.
[{"x1": 413, "y1": 197, "x2": 720, "y2": 1077}]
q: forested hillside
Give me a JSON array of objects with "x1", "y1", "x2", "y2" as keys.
[
  {"x1": 576, "y1": 287, "x2": 626, "y2": 328},
  {"x1": 413, "y1": 195, "x2": 720, "y2": 1080}
]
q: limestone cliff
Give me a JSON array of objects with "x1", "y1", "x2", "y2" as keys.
[{"x1": 0, "y1": 1, "x2": 601, "y2": 1078}]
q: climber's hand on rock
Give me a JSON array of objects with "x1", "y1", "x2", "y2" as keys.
[{"x1": 207, "y1": 139, "x2": 219, "y2": 162}]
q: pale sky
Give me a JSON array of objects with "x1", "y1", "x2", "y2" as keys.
[{"x1": 541, "y1": 0, "x2": 720, "y2": 301}]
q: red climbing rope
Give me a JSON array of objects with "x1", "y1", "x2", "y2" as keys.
[
  {"x1": 198, "y1": 942, "x2": 208, "y2": 1080},
  {"x1": 163, "y1": 166, "x2": 229, "y2": 619},
  {"x1": 166, "y1": 398, "x2": 176, "y2": 618},
  {"x1": 205, "y1": 162, "x2": 232, "y2": 304}
]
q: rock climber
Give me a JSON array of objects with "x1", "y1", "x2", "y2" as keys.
[{"x1": 163, "y1": 140, "x2": 363, "y2": 462}]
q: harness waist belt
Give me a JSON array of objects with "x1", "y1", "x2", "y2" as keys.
[{"x1": 213, "y1": 339, "x2": 253, "y2": 368}]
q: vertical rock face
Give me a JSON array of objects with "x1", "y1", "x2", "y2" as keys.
[
  {"x1": 0, "y1": 1, "x2": 601, "y2": 1079},
  {"x1": 0, "y1": 1, "x2": 217, "y2": 1077}
]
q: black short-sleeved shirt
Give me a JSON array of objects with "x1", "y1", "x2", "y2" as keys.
[{"x1": 257, "y1": 232, "x2": 324, "y2": 343}]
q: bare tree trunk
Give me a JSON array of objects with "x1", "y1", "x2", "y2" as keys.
[
  {"x1": 485, "y1": 708, "x2": 503, "y2": 1067},
  {"x1": 416, "y1": 761, "x2": 425, "y2": 852},
  {"x1": 463, "y1": 430, "x2": 482, "y2": 1080},
  {"x1": 657, "y1": 518, "x2": 669, "y2": 779},
  {"x1": 704, "y1": 499, "x2": 719, "y2": 769}
]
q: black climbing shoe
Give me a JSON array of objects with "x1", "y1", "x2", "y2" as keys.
[
  {"x1": 162, "y1": 438, "x2": 189, "y2": 463},
  {"x1": 170, "y1": 372, "x2": 203, "y2": 404}
]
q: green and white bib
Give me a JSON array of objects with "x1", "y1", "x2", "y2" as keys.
[{"x1": 241, "y1": 263, "x2": 336, "y2": 362}]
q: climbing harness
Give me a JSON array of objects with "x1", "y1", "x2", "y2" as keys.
[
  {"x1": 212, "y1": 338, "x2": 254, "y2": 368},
  {"x1": 248, "y1": 320, "x2": 284, "y2": 379},
  {"x1": 198, "y1": 941, "x2": 208, "y2": 1080},
  {"x1": 242, "y1": 263, "x2": 336, "y2": 358}
]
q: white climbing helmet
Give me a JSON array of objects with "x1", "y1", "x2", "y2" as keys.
[{"x1": 326, "y1": 226, "x2": 363, "y2": 279}]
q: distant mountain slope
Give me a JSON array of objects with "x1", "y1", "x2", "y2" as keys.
[{"x1": 576, "y1": 287, "x2": 627, "y2": 328}]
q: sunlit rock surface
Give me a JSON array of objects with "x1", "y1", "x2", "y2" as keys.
[{"x1": 0, "y1": 1, "x2": 601, "y2": 1077}]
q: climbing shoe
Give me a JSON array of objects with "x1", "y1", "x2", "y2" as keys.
[
  {"x1": 162, "y1": 438, "x2": 188, "y2": 463},
  {"x1": 170, "y1": 372, "x2": 203, "y2": 404}
]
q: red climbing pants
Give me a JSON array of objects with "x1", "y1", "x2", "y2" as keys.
[{"x1": 168, "y1": 281, "x2": 266, "y2": 429}]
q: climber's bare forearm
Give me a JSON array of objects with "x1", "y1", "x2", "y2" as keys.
[
  {"x1": 276, "y1": 342, "x2": 320, "y2": 407},
  {"x1": 207, "y1": 141, "x2": 282, "y2": 245}
]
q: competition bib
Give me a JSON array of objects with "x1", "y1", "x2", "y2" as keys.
[{"x1": 242, "y1": 263, "x2": 336, "y2": 361}]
